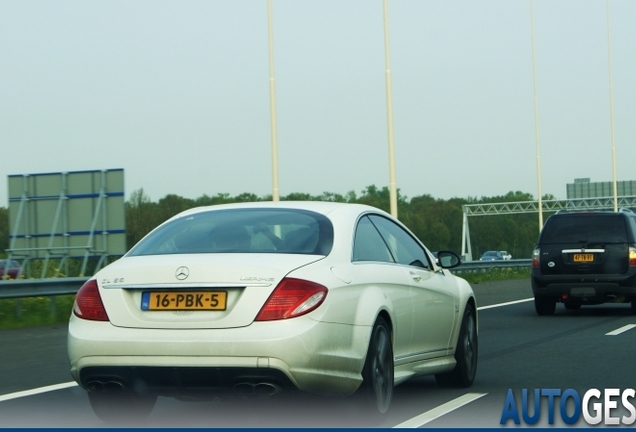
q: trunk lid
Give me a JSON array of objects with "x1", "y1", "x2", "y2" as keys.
[
  {"x1": 539, "y1": 243, "x2": 629, "y2": 275},
  {"x1": 97, "y1": 253, "x2": 323, "y2": 329}
]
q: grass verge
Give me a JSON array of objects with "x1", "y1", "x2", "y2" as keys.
[
  {"x1": 0, "y1": 268, "x2": 531, "y2": 331},
  {"x1": 0, "y1": 295, "x2": 75, "y2": 330},
  {"x1": 453, "y1": 266, "x2": 531, "y2": 284}
]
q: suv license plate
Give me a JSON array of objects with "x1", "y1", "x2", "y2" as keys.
[
  {"x1": 573, "y1": 253, "x2": 594, "y2": 263},
  {"x1": 141, "y1": 291, "x2": 227, "y2": 311}
]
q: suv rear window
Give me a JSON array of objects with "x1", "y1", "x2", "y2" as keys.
[{"x1": 539, "y1": 214, "x2": 628, "y2": 244}]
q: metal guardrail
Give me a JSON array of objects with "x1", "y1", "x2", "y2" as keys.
[
  {"x1": 0, "y1": 277, "x2": 88, "y2": 300},
  {"x1": 451, "y1": 259, "x2": 532, "y2": 275},
  {"x1": 0, "y1": 260, "x2": 533, "y2": 300}
]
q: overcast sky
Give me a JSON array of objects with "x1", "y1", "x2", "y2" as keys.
[{"x1": 2, "y1": 0, "x2": 635, "y2": 206}]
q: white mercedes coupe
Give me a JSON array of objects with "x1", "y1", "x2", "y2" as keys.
[{"x1": 68, "y1": 201, "x2": 478, "y2": 422}]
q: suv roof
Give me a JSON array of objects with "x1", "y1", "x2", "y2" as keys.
[{"x1": 553, "y1": 207, "x2": 634, "y2": 215}]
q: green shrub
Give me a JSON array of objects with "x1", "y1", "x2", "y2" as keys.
[
  {"x1": 0, "y1": 268, "x2": 530, "y2": 330},
  {"x1": 0, "y1": 295, "x2": 75, "y2": 330},
  {"x1": 455, "y1": 266, "x2": 531, "y2": 284}
]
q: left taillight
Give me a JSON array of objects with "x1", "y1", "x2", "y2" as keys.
[
  {"x1": 73, "y1": 279, "x2": 110, "y2": 321},
  {"x1": 255, "y1": 278, "x2": 328, "y2": 321},
  {"x1": 630, "y1": 247, "x2": 636, "y2": 267},
  {"x1": 532, "y1": 248, "x2": 540, "y2": 268}
]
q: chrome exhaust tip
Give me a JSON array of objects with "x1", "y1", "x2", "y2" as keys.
[
  {"x1": 233, "y1": 382, "x2": 282, "y2": 397},
  {"x1": 86, "y1": 380, "x2": 125, "y2": 393},
  {"x1": 254, "y1": 382, "x2": 281, "y2": 396},
  {"x1": 86, "y1": 381, "x2": 104, "y2": 393}
]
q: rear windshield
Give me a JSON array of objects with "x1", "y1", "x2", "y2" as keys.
[
  {"x1": 127, "y1": 208, "x2": 334, "y2": 256},
  {"x1": 539, "y1": 214, "x2": 629, "y2": 244}
]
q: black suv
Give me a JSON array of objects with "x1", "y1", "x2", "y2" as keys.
[{"x1": 531, "y1": 208, "x2": 636, "y2": 315}]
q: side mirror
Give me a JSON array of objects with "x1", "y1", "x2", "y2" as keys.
[{"x1": 436, "y1": 250, "x2": 461, "y2": 269}]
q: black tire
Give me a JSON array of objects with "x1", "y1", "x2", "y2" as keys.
[
  {"x1": 631, "y1": 300, "x2": 636, "y2": 315},
  {"x1": 358, "y1": 316, "x2": 394, "y2": 417},
  {"x1": 88, "y1": 391, "x2": 157, "y2": 424},
  {"x1": 564, "y1": 302, "x2": 581, "y2": 310},
  {"x1": 534, "y1": 296, "x2": 556, "y2": 316},
  {"x1": 435, "y1": 303, "x2": 478, "y2": 388}
]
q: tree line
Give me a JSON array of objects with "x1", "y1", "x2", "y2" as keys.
[{"x1": 0, "y1": 185, "x2": 554, "y2": 260}]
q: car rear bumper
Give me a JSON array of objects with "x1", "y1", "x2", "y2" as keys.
[
  {"x1": 78, "y1": 364, "x2": 298, "y2": 399},
  {"x1": 531, "y1": 274, "x2": 636, "y2": 302},
  {"x1": 67, "y1": 314, "x2": 370, "y2": 397}
]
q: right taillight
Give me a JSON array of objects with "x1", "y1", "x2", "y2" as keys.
[
  {"x1": 532, "y1": 248, "x2": 540, "y2": 268},
  {"x1": 255, "y1": 278, "x2": 327, "y2": 321},
  {"x1": 629, "y1": 247, "x2": 636, "y2": 267},
  {"x1": 73, "y1": 279, "x2": 110, "y2": 321}
]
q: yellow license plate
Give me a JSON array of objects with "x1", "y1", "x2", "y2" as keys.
[
  {"x1": 141, "y1": 291, "x2": 227, "y2": 311},
  {"x1": 573, "y1": 254, "x2": 594, "y2": 263}
]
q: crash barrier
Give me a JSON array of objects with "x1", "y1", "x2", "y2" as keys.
[
  {"x1": 450, "y1": 259, "x2": 532, "y2": 275},
  {"x1": 0, "y1": 260, "x2": 532, "y2": 300}
]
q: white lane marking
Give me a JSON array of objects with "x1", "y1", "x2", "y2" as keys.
[
  {"x1": 606, "y1": 324, "x2": 636, "y2": 336},
  {"x1": 393, "y1": 392, "x2": 487, "y2": 428},
  {"x1": 0, "y1": 381, "x2": 78, "y2": 402},
  {"x1": 477, "y1": 298, "x2": 533, "y2": 311}
]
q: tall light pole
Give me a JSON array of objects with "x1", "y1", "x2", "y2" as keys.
[
  {"x1": 383, "y1": 0, "x2": 398, "y2": 217},
  {"x1": 268, "y1": 0, "x2": 280, "y2": 201},
  {"x1": 530, "y1": 0, "x2": 543, "y2": 228},
  {"x1": 606, "y1": 0, "x2": 618, "y2": 211}
]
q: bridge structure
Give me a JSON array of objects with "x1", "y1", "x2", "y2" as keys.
[{"x1": 461, "y1": 195, "x2": 636, "y2": 262}]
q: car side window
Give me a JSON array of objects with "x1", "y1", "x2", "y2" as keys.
[
  {"x1": 368, "y1": 215, "x2": 431, "y2": 270},
  {"x1": 352, "y1": 216, "x2": 394, "y2": 263}
]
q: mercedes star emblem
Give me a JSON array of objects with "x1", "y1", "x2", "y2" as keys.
[{"x1": 175, "y1": 266, "x2": 190, "y2": 280}]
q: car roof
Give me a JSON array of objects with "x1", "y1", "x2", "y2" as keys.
[{"x1": 171, "y1": 201, "x2": 389, "y2": 219}]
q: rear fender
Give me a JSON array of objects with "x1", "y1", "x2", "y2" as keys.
[
  {"x1": 311, "y1": 284, "x2": 394, "y2": 329},
  {"x1": 351, "y1": 285, "x2": 394, "y2": 329}
]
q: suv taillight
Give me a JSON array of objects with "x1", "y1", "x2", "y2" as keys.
[
  {"x1": 630, "y1": 247, "x2": 636, "y2": 267},
  {"x1": 255, "y1": 278, "x2": 327, "y2": 321},
  {"x1": 73, "y1": 279, "x2": 110, "y2": 321},
  {"x1": 532, "y1": 249, "x2": 540, "y2": 268}
]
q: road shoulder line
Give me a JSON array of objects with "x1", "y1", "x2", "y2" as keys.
[{"x1": 0, "y1": 381, "x2": 77, "y2": 402}]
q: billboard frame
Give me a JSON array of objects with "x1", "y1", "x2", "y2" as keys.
[{"x1": 6, "y1": 169, "x2": 126, "y2": 278}]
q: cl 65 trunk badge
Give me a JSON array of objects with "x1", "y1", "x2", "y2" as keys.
[{"x1": 175, "y1": 266, "x2": 190, "y2": 280}]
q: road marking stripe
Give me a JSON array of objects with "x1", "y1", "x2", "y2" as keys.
[
  {"x1": 393, "y1": 392, "x2": 487, "y2": 428},
  {"x1": 477, "y1": 298, "x2": 533, "y2": 311},
  {"x1": 0, "y1": 381, "x2": 78, "y2": 402},
  {"x1": 606, "y1": 324, "x2": 636, "y2": 336}
]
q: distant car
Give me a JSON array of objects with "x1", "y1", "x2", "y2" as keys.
[
  {"x1": 0, "y1": 259, "x2": 22, "y2": 279},
  {"x1": 500, "y1": 251, "x2": 512, "y2": 260},
  {"x1": 68, "y1": 201, "x2": 478, "y2": 423},
  {"x1": 479, "y1": 251, "x2": 504, "y2": 261}
]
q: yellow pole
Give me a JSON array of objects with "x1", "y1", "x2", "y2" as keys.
[
  {"x1": 268, "y1": 0, "x2": 280, "y2": 202},
  {"x1": 530, "y1": 0, "x2": 543, "y2": 228},
  {"x1": 606, "y1": 0, "x2": 618, "y2": 211},
  {"x1": 383, "y1": 0, "x2": 398, "y2": 217}
]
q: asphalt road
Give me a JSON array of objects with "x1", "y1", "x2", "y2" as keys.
[{"x1": 1, "y1": 278, "x2": 635, "y2": 428}]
